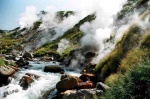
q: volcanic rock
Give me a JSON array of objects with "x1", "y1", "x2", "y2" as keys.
[
  {"x1": 44, "y1": 65, "x2": 64, "y2": 73},
  {"x1": 56, "y1": 76, "x2": 78, "y2": 91},
  {"x1": 0, "y1": 66, "x2": 15, "y2": 86}
]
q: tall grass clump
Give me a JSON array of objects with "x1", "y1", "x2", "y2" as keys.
[{"x1": 95, "y1": 24, "x2": 141, "y2": 81}]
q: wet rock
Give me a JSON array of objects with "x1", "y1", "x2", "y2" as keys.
[
  {"x1": 19, "y1": 75, "x2": 34, "y2": 90},
  {"x1": 23, "y1": 51, "x2": 33, "y2": 60},
  {"x1": 25, "y1": 73, "x2": 40, "y2": 79},
  {"x1": 0, "y1": 66, "x2": 15, "y2": 86},
  {"x1": 44, "y1": 66, "x2": 64, "y2": 73},
  {"x1": 59, "y1": 90, "x2": 76, "y2": 98},
  {"x1": 60, "y1": 74, "x2": 72, "y2": 80},
  {"x1": 61, "y1": 74, "x2": 83, "y2": 83},
  {"x1": 4, "y1": 59, "x2": 17, "y2": 67},
  {"x1": 5, "y1": 55, "x2": 16, "y2": 61},
  {"x1": 96, "y1": 82, "x2": 111, "y2": 91},
  {"x1": 78, "y1": 81, "x2": 95, "y2": 89},
  {"x1": 82, "y1": 63, "x2": 96, "y2": 74},
  {"x1": 61, "y1": 88, "x2": 103, "y2": 99},
  {"x1": 41, "y1": 56, "x2": 54, "y2": 62},
  {"x1": 0, "y1": 66, "x2": 15, "y2": 76},
  {"x1": 56, "y1": 76, "x2": 78, "y2": 91},
  {"x1": 79, "y1": 73, "x2": 97, "y2": 84},
  {"x1": 84, "y1": 52, "x2": 96, "y2": 59},
  {"x1": 10, "y1": 66, "x2": 20, "y2": 71},
  {"x1": 16, "y1": 57, "x2": 29, "y2": 67}
]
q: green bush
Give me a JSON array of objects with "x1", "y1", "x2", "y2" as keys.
[{"x1": 102, "y1": 61, "x2": 150, "y2": 99}]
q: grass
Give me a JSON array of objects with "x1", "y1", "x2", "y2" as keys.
[
  {"x1": 104, "y1": 73, "x2": 122, "y2": 86},
  {"x1": 95, "y1": 24, "x2": 141, "y2": 81},
  {"x1": 140, "y1": 30, "x2": 150, "y2": 48},
  {"x1": 0, "y1": 58, "x2": 5, "y2": 66},
  {"x1": 119, "y1": 30, "x2": 150, "y2": 73},
  {"x1": 0, "y1": 39, "x2": 21, "y2": 54}
]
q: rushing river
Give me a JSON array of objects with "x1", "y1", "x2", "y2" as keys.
[{"x1": 0, "y1": 60, "x2": 81, "y2": 99}]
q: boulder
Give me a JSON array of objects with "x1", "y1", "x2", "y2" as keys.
[
  {"x1": 41, "y1": 56, "x2": 54, "y2": 62},
  {"x1": 61, "y1": 74, "x2": 83, "y2": 83},
  {"x1": 96, "y1": 82, "x2": 111, "y2": 91},
  {"x1": 4, "y1": 59, "x2": 16, "y2": 66},
  {"x1": 78, "y1": 81, "x2": 95, "y2": 89},
  {"x1": 5, "y1": 55, "x2": 16, "y2": 61},
  {"x1": 0, "y1": 66, "x2": 15, "y2": 86},
  {"x1": 59, "y1": 90, "x2": 76, "y2": 98},
  {"x1": 56, "y1": 76, "x2": 78, "y2": 91},
  {"x1": 61, "y1": 88, "x2": 103, "y2": 99},
  {"x1": 10, "y1": 66, "x2": 20, "y2": 71},
  {"x1": 16, "y1": 57, "x2": 29, "y2": 67},
  {"x1": 44, "y1": 66, "x2": 64, "y2": 73},
  {"x1": 25, "y1": 73, "x2": 40, "y2": 79},
  {"x1": 23, "y1": 51, "x2": 33, "y2": 60},
  {"x1": 82, "y1": 63, "x2": 96, "y2": 74},
  {"x1": 61, "y1": 74, "x2": 72, "y2": 80},
  {"x1": 84, "y1": 52, "x2": 96, "y2": 59},
  {"x1": 79, "y1": 73, "x2": 97, "y2": 84},
  {"x1": 19, "y1": 75, "x2": 34, "y2": 90}
]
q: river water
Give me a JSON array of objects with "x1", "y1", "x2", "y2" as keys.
[{"x1": 0, "y1": 61, "x2": 80, "y2": 99}]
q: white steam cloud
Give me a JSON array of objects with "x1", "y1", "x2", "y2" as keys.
[
  {"x1": 19, "y1": 6, "x2": 39, "y2": 29},
  {"x1": 57, "y1": 39, "x2": 70, "y2": 55},
  {"x1": 78, "y1": 0, "x2": 127, "y2": 63}
]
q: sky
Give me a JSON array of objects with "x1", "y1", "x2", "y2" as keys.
[{"x1": 0, "y1": 0, "x2": 78, "y2": 30}]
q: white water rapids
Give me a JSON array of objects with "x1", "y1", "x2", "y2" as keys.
[{"x1": 0, "y1": 60, "x2": 80, "y2": 99}]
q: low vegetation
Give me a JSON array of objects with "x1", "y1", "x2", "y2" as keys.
[
  {"x1": 95, "y1": 24, "x2": 141, "y2": 81},
  {"x1": 0, "y1": 57, "x2": 5, "y2": 66},
  {"x1": 102, "y1": 60, "x2": 150, "y2": 99}
]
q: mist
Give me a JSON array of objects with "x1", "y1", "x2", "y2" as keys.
[{"x1": 19, "y1": 6, "x2": 39, "y2": 29}]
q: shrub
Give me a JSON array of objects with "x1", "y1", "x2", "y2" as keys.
[{"x1": 101, "y1": 61, "x2": 150, "y2": 99}]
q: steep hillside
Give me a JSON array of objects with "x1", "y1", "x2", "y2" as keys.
[
  {"x1": 33, "y1": 14, "x2": 95, "y2": 58},
  {"x1": 95, "y1": 5, "x2": 150, "y2": 99},
  {"x1": 96, "y1": 6, "x2": 150, "y2": 81}
]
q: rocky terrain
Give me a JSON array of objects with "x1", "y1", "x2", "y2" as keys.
[{"x1": 0, "y1": 0, "x2": 150, "y2": 99}]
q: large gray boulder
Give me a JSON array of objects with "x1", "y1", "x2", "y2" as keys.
[
  {"x1": 0, "y1": 66, "x2": 15, "y2": 86},
  {"x1": 61, "y1": 89, "x2": 103, "y2": 99},
  {"x1": 96, "y1": 82, "x2": 111, "y2": 91}
]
